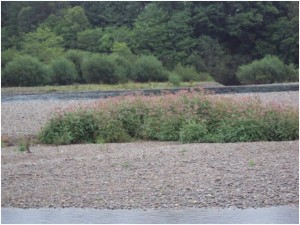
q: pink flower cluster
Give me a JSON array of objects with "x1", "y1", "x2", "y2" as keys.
[{"x1": 51, "y1": 89, "x2": 298, "y2": 122}]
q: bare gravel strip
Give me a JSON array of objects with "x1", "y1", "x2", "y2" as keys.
[
  {"x1": 1, "y1": 91, "x2": 299, "y2": 138},
  {"x1": 1, "y1": 141, "x2": 298, "y2": 209}
]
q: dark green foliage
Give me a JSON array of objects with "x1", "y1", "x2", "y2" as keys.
[
  {"x1": 112, "y1": 42, "x2": 133, "y2": 56},
  {"x1": 98, "y1": 33, "x2": 114, "y2": 52},
  {"x1": 284, "y1": 64, "x2": 299, "y2": 82},
  {"x1": 131, "y1": 55, "x2": 168, "y2": 82},
  {"x1": 2, "y1": 55, "x2": 50, "y2": 86},
  {"x1": 186, "y1": 35, "x2": 235, "y2": 84},
  {"x1": 237, "y1": 55, "x2": 299, "y2": 84},
  {"x1": 50, "y1": 57, "x2": 78, "y2": 85},
  {"x1": 82, "y1": 54, "x2": 117, "y2": 84},
  {"x1": 58, "y1": 6, "x2": 90, "y2": 49},
  {"x1": 81, "y1": 1, "x2": 147, "y2": 27},
  {"x1": 116, "y1": 108, "x2": 144, "y2": 138},
  {"x1": 64, "y1": 49, "x2": 90, "y2": 83},
  {"x1": 2, "y1": 1, "x2": 299, "y2": 86},
  {"x1": 20, "y1": 27, "x2": 64, "y2": 63},
  {"x1": 96, "y1": 115, "x2": 131, "y2": 143},
  {"x1": 1, "y1": 48, "x2": 22, "y2": 68},
  {"x1": 109, "y1": 54, "x2": 132, "y2": 84},
  {"x1": 215, "y1": 119, "x2": 267, "y2": 143},
  {"x1": 179, "y1": 120, "x2": 209, "y2": 143},
  {"x1": 132, "y1": 2, "x2": 193, "y2": 68},
  {"x1": 141, "y1": 115, "x2": 183, "y2": 141},
  {"x1": 261, "y1": 110, "x2": 299, "y2": 141},
  {"x1": 156, "y1": 117, "x2": 183, "y2": 141},
  {"x1": 77, "y1": 28, "x2": 103, "y2": 52}
]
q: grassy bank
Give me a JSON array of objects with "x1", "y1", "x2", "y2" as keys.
[
  {"x1": 39, "y1": 89, "x2": 299, "y2": 145},
  {"x1": 1, "y1": 81, "x2": 222, "y2": 95}
]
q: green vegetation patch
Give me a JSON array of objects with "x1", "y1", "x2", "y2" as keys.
[
  {"x1": 38, "y1": 90, "x2": 299, "y2": 145},
  {"x1": 2, "y1": 2, "x2": 298, "y2": 87},
  {"x1": 237, "y1": 55, "x2": 298, "y2": 85}
]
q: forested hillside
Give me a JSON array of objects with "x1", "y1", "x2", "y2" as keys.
[{"x1": 1, "y1": 1, "x2": 299, "y2": 86}]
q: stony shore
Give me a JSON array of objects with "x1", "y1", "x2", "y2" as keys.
[
  {"x1": 1, "y1": 91, "x2": 299, "y2": 209},
  {"x1": 1, "y1": 141, "x2": 299, "y2": 209}
]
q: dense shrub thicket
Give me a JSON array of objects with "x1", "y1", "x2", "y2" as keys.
[
  {"x1": 2, "y1": 50, "x2": 298, "y2": 87},
  {"x1": 82, "y1": 54, "x2": 117, "y2": 84},
  {"x1": 131, "y1": 55, "x2": 168, "y2": 82},
  {"x1": 2, "y1": 55, "x2": 50, "y2": 86},
  {"x1": 2, "y1": 2, "x2": 299, "y2": 86},
  {"x1": 174, "y1": 63, "x2": 201, "y2": 82},
  {"x1": 51, "y1": 57, "x2": 78, "y2": 85},
  {"x1": 109, "y1": 53, "x2": 132, "y2": 83},
  {"x1": 64, "y1": 50, "x2": 90, "y2": 83},
  {"x1": 237, "y1": 55, "x2": 299, "y2": 84},
  {"x1": 39, "y1": 90, "x2": 299, "y2": 145},
  {"x1": 1, "y1": 48, "x2": 22, "y2": 68}
]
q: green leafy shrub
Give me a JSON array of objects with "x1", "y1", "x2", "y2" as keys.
[
  {"x1": 64, "y1": 50, "x2": 90, "y2": 83},
  {"x1": 2, "y1": 55, "x2": 50, "y2": 86},
  {"x1": 38, "y1": 115, "x2": 73, "y2": 145},
  {"x1": 179, "y1": 120, "x2": 208, "y2": 143},
  {"x1": 141, "y1": 114, "x2": 162, "y2": 140},
  {"x1": 82, "y1": 54, "x2": 118, "y2": 84},
  {"x1": 168, "y1": 72, "x2": 182, "y2": 86},
  {"x1": 39, "y1": 91, "x2": 299, "y2": 145},
  {"x1": 95, "y1": 114, "x2": 131, "y2": 143},
  {"x1": 198, "y1": 72, "x2": 214, "y2": 82},
  {"x1": 131, "y1": 55, "x2": 168, "y2": 82},
  {"x1": 112, "y1": 42, "x2": 133, "y2": 56},
  {"x1": 77, "y1": 28, "x2": 103, "y2": 52},
  {"x1": 20, "y1": 27, "x2": 64, "y2": 63},
  {"x1": 215, "y1": 119, "x2": 267, "y2": 143},
  {"x1": 158, "y1": 116, "x2": 183, "y2": 141},
  {"x1": 142, "y1": 114, "x2": 183, "y2": 141},
  {"x1": 284, "y1": 63, "x2": 299, "y2": 82},
  {"x1": 237, "y1": 55, "x2": 299, "y2": 84},
  {"x1": 173, "y1": 63, "x2": 200, "y2": 82},
  {"x1": 186, "y1": 35, "x2": 233, "y2": 84},
  {"x1": 50, "y1": 57, "x2": 78, "y2": 85},
  {"x1": 261, "y1": 110, "x2": 299, "y2": 141},
  {"x1": 18, "y1": 142, "x2": 26, "y2": 152},
  {"x1": 1, "y1": 48, "x2": 22, "y2": 68},
  {"x1": 39, "y1": 111, "x2": 98, "y2": 145},
  {"x1": 109, "y1": 54, "x2": 132, "y2": 83},
  {"x1": 115, "y1": 107, "x2": 144, "y2": 138},
  {"x1": 1, "y1": 49, "x2": 23, "y2": 86}
]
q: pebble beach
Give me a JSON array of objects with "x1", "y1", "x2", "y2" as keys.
[{"x1": 1, "y1": 90, "x2": 299, "y2": 209}]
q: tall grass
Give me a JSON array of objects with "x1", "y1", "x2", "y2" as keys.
[{"x1": 39, "y1": 89, "x2": 299, "y2": 144}]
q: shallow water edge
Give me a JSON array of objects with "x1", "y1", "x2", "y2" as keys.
[
  {"x1": 2, "y1": 206, "x2": 299, "y2": 224},
  {"x1": 2, "y1": 83, "x2": 298, "y2": 102}
]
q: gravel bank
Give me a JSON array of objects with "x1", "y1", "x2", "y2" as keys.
[
  {"x1": 1, "y1": 91, "x2": 299, "y2": 209},
  {"x1": 1, "y1": 91, "x2": 299, "y2": 138},
  {"x1": 1, "y1": 141, "x2": 298, "y2": 209}
]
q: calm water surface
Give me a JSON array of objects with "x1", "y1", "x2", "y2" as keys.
[
  {"x1": 1, "y1": 206, "x2": 299, "y2": 224},
  {"x1": 2, "y1": 83, "x2": 298, "y2": 102}
]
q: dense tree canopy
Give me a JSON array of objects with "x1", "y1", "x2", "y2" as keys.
[{"x1": 1, "y1": 1, "x2": 299, "y2": 85}]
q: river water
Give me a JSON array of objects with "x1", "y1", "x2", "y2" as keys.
[
  {"x1": 2, "y1": 83, "x2": 298, "y2": 102},
  {"x1": 1, "y1": 206, "x2": 298, "y2": 224}
]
